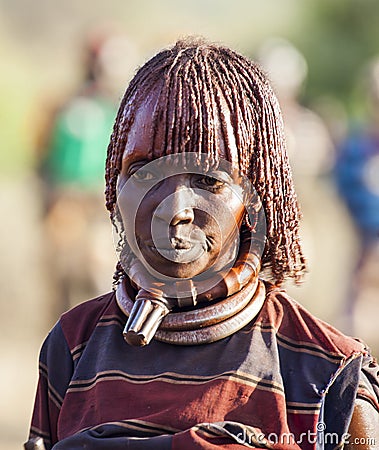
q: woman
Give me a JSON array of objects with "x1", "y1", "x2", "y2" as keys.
[{"x1": 26, "y1": 38, "x2": 378, "y2": 450}]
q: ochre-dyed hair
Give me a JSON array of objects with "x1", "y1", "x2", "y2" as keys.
[{"x1": 105, "y1": 37, "x2": 307, "y2": 286}]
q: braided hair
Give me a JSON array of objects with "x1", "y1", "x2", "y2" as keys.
[{"x1": 105, "y1": 37, "x2": 307, "y2": 286}]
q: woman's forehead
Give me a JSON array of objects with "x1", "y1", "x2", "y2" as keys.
[{"x1": 123, "y1": 87, "x2": 241, "y2": 169}]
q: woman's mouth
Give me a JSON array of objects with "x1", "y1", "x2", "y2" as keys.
[{"x1": 147, "y1": 238, "x2": 206, "y2": 264}]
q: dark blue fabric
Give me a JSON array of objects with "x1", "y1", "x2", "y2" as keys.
[
  {"x1": 40, "y1": 323, "x2": 74, "y2": 403},
  {"x1": 321, "y1": 356, "x2": 361, "y2": 450},
  {"x1": 52, "y1": 425, "x2": 172, "y2": 449}
]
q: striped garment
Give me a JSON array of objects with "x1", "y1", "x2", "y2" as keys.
[{"x1": 28, "y1": 283, "x2": 379, "y2": 449}]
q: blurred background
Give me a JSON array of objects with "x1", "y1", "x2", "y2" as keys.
[{"x1": 1, "y1": 0, "x2": 379, "y2": 447}]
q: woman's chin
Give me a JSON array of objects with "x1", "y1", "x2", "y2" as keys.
[
  {"x1": 141, "y1": 251, "x2": 210, "y2": 279},
  {"x1": 151, "y1": 260, "x2": 207, "y2": 279}
]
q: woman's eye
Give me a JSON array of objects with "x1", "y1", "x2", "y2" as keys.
[
  {"x1": 130, "y1": 169, "x2": 156, "y2": 182},
  {"x1": 196, "y1": 175, "x2": 225, "y2": 190}
]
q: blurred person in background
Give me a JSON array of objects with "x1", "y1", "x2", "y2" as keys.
[
  {"x1": 36, "y1": 26, "x2": 138, "y2": 317},
  {"x1": 334, "y1": 56, "x2": 379, "y2": 343},
  {"x1": 258, "y1": 38, "x2": 355, "y2": 325},
  {"x1": 257, "y1": 38, "x2": 335, "y2": 181}
]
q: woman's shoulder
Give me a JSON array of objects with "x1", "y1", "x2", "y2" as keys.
[
  {"x1": 261, "y1": 284, "x2": 379, "y2": 411},
  {"x1": 261, "y1": 282, "x2": 368, "y2": 360},
  {"x1": 58, "y1": 291, "x2": 120, "y2": 353},
  {"x1": 61, "y1": 291, "x2": 116, "y2": 318}
]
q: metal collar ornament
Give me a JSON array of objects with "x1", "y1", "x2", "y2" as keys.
[{"x1": 116, "y1": 276, "x2": 265, "y2": 346}]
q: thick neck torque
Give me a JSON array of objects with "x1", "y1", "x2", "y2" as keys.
[{"x1": 116, "y1": 276, "x2": 265, "y2": 346}]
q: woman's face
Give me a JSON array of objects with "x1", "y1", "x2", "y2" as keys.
[{"x1": 117, "y1": 91, "x2": 248, "y2": 281}]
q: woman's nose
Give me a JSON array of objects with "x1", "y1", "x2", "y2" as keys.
[
  {"x1": 154, "y1": 179, "x2": 195, "y2": 226},
  {"x1": 170, "y1": 206, "x2": 195, "y2": 226}
]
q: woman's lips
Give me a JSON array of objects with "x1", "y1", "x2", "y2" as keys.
[
  {"x1": 146, "y1": 238, "x2": 206, "y2": 263},
  {"x1": 154, "y1": 246, "x2": 204, "y2": 263}
]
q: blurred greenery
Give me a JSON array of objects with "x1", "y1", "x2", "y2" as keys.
[
  {"x1": 297, "y1": 0, "x2": 379, "y2": 112},
  {"x1": 1, "y1": 0, "x2": 379, "y2": 175}
]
